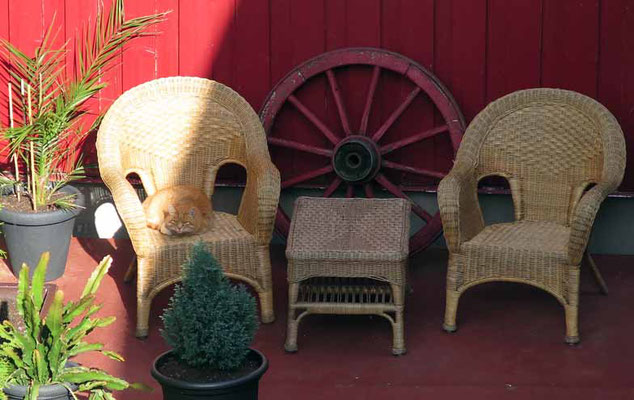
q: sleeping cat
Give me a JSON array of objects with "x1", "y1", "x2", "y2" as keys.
[{"x1": 143, "y1": 185, "x2": 213, "y2": 236}]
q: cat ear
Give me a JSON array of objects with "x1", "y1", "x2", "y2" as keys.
[
  {"x1": 189, "y1": 207, "x2": 196, "y2": 218},
  {"x1": 167, "y1": 204, "x2": 176, "y2": 215}
]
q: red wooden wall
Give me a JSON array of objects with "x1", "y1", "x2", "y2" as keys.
[{"x1": 1, "y1": 0, "x2": 634, "y2": 190}]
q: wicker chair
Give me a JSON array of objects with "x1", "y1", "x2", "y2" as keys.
[
  {"x1": 438, "y1": 88, "x2": 625, "y2": 344},
  {"x1": 96, "y1": 77, "x2": 281, "y2": 337}
]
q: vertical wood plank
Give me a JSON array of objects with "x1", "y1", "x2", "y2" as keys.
[
  {"x1": 486, "y1": 0, "x2": 542, "y2": 102},
  {"x1": 234, "y1": 0, "x2": 269, "y2": 109},
  {"x1": 155, "y1": 0, "x2": 179, "y2": 78},
  {"x1": 179, "y1": 0, "x2": 234, "y2": 79},
  {"x1": 598, "y1": 0, "x2": 634, "y2": 191},
  {"x1": 541, "y1": 0, "x2": 599, "y2": 96},
  {"x1": 435, "y1": 0, "x2": 487, "y2": 122},
  {"x1": 122, "y1": 0, "x2": 157, "y2": 92},
  {"x1": 344, "y1": 0, "x2": 381, "y2": 47},
  {"x1": 8, "y1": 0, "x2": 43, "y2": 55},
  {"x1": 0, "y1": 0, "x2": 9, "y2": 165}
]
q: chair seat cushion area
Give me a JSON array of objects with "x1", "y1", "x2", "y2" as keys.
[
  {"x1": 457, "y1": 221, "x2": 571, "y2": 294},
  {"x1": 143, "y1": 211, "x2": 260, "y2": 282}
]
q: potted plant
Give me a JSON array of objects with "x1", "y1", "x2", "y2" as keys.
[
  {"x1": 0, "y1": 251, "x2": 150, "y2": 399},
  {"x1": 151, "y1": 243, "x2": 268, "y2": 400},
  {"x1": 0, "y1": 0, "x2": 166, "y2": 281}
]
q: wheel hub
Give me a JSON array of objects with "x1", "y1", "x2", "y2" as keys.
[{"x1": 332, "y1": 136, "x2": 380, "y2": 183}]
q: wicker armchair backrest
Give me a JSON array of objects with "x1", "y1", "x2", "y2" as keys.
[
  {"x1": 97, "y1": 76, "x2": 270, "y2": 197},
  {"x1": 455, "y1": 88, "x2": 625, "y2": 225}
]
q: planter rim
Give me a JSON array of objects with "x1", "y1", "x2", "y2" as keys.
[
  {"x1": 3, "y1": 362, "x2": 79, "y2": 397},
  {"x1": 0, "y1": 185, "x2": 85, "y2": 226},
  {"x1": 151, "y1": 348, "x2": 268, "y2": 391}
]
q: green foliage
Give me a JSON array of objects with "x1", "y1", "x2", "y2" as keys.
[
  {"x1": 0, "y1": 252, "x2": 148, "y2": 399},
  {"x1": 0, "y1": 0, "x2": 167, "y2": 211},
  {"x1": 161, "y1": 243, "x2": 258, "y2": 371}
]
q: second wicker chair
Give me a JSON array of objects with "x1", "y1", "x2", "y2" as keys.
[{"x1": 438, "y1": 88, "x2": 625, "y2": 344}]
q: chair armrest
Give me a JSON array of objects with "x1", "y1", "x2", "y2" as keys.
[
  {"x1": 567, "y1": 184, "x2": 611, "y2": 265},
  {"x1": 100, "y1": 168, "x2": 152, "y2": 257},
  {"x1": 237, "y1": 155, "x2": 281, "y2": 245},
  {"x1": 437, "y1": 166, "x2": 484, "y2": 253}
]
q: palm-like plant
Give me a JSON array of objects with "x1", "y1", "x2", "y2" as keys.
[{"x1": 1, "y1": 0, "x2": 167, "y2": 210}]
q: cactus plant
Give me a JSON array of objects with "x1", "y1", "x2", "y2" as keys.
[{"x1": 0, "y1": 252, "x2": 148, "y2": 399}]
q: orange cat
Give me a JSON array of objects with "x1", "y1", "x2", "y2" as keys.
[{"x1": 143, "y1": 185, "x2": 213, "y2": 236}]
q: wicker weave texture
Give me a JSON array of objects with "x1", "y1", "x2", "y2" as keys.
[
  {"x1": 285, "y1": 197, "x2": 410, "y2": 354},
  {"x1": 438, "y1": 88, "x2": 625, "y2": 343},
  {"x1": 96, "y1": 77, "x2": 281, "y2": 336}
]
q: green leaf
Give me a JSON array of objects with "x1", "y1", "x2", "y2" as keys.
[
  {"x1": 59, "y1": 369, "x2": 129, "y2": 391},
  {"x1": 81, "y1": 256, "x2": 112, "y2": 298},
  {"x1": 16, "y1": 264, "x2": 30, "y2": 318},
  {"x1": 26, "y1": 382, "x2": 40, "y2": 400},
  {"x1": 31, "y1": 252, "x2": 50, "y2": 312},
  {"x1": 68, "y1": 342, "x2": 103, "y2": 357},
  {"x1": 62, "y1": 295, "x2": 95, "y2": 323},
  {"x1": 100, "y1": 350, "x2": 124, "y2": 362},
  {"x1": 129, "y1": 382, "x2": 154, "y2": 392}
]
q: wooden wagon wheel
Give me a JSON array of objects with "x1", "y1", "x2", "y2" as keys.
[{"x1": 260, "y1": 47, "x2": 465, "y2": 254}]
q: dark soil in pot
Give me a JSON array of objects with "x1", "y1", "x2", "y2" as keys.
[
  {"x1": 0, "y1": 185, "x2": 85, "y2": 281},
  {"x1": 152, "y1": 349, "x2": 268, "y2": 400}
]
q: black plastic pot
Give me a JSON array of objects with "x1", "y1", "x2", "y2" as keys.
[
  {"x1": 3, "y1": 382, "x2": 78, "y2": 400},
  {"x1": 151, "y1": 349, "x2": 269, "y2": 400},
  {"x1": 3, "y1": 362, "x2": 79, "y2": 399},
  {"x1": 0, "y1": 185, "x2": 85, "y2": 281}
]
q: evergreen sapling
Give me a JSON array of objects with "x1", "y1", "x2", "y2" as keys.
[{"x1": 161, "y1": 242, "x2": 258, "y2": 371}]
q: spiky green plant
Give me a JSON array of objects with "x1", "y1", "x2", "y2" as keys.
[
  {"x1": 0, "y1": 253, "x2": 149, "y2": 400},
  {"x1": 0, "y1": 0, "x2": 167, "y2": 211},
  {"x1": 161, "y1": 243, "x2": 259, "y2": 371}
]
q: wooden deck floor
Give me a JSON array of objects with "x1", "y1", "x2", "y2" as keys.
[{"x1": 1, "y1": 238, "x2": 633, "y2": 399}]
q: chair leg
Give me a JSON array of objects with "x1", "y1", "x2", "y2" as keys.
[
  {"x1": 123, "y1": 255, "x2": 137, "y2": 283},
  {"x1": 260, "y1": 289, "x2": 275, "y2": 324},
  {"x1": 136, "y1": 294, "x2": 151, "y2": 339},
  {"x1": 135, "y1": 257, "x2": 151, "y2": 338},
  {"x1": 391, "y1": 284, "x2": 406, "y2": 356},
  {"x1": 285, "y1": 283, "x2": 300, "y2": 352},
  {"x1": 564, "y1": 304, "x2": 580, "y2": 345},
  {"x1": 585, "y1": 250, "x2": 608, "y2": 295},
  {"x1": 443, "y1": 289, "x2": 460, "y2": 333},
  {"x1": 256, "y1": 245, "x2": 275, "y2": 323}
]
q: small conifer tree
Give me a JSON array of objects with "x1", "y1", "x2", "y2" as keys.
[{"x1": 161, "y1": 242, "x2": 258, "y2": 370}]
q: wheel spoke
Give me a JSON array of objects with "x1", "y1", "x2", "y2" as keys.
[
  {"x1": 382, "y1": 160, "x2": 446, "y2": 180},
  {"x1": 346, "y1": 184, "x2": 354, "y2": 198},
  {"x1": 326, "y1": 69, "x2": 352, "y2": 136},
  {"x1": 371, "y1": 86, "x2": 421, "y2": 142},
  {"x1": 288, "y1": 94, "x2": 340, "y2": 145},
  {"x1": 359, "y1": 65, "x2": 381, "y2": 135},
  {"x1": 323, "y1": 177, "x2": 343, "y2": 197},
  {"x1": 281, "y1": 165, "x2": 333, "y2": 189},
  {"x1": 268, "y1": 137, "x2": 333, "y2": 157},
  {"x1": 380, "y1": 125, "x2": 449, "y2": 155},
  {"x1": 375, "y1": 173, "x2": 432, "y2": 222},
  {"x1": 364, "y1": 183, "x2": 374, "y2": 198}
]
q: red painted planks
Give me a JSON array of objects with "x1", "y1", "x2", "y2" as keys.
[
  {"x1": 179, "y1": 0, "x2": 235, "y2": 80},
  {"x1": 122, "y1": 0, "x2": 157, "y2": 92},
  {"x1": 598, "y1": 0, "x2": 634, "y2": 191},
  {"x1": 541, "y1": 0, "x2": 599, "y2": 96},
  {"x1": 8, "y1": 0, "x2": 43, "y2": 55},
  {"x1": 155, "y1": 0, "x2": 179, "y2": 78},
  {"x1": 434, "y1": 0, "x2": 487, "y2": 122},
  {"x1": 486, "y1": 0, "x2": 542, "y2": 102},
  {"x1": 234, "y1": 0, "x2": 269, "y2": 109},
  {"x1": 344, "y1": 0, "x2": 381, "y2": 47}
]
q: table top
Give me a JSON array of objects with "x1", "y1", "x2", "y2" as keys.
[{"x1": 286, "y1": 197, "x2": 411, "y2": 259}]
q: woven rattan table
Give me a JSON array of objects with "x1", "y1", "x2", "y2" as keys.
[{"x1": 285, "y1": 197, "x2": 411, "y2": 355}]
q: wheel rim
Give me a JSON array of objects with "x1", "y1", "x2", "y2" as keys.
[{"x1": 260, "y1": 47, "x2": 465, "y2": 255}]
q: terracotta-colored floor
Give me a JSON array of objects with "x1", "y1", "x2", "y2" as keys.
[{"x1": 2, "y1": 238, "x2": 634, "y2": 399}]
